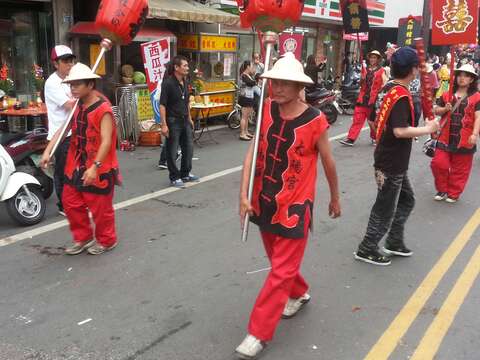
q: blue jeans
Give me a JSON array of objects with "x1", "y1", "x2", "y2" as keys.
[
  {"x1": 358, "y1": 170, "x2": 415, "y2": 252},
  {"x1": 166, "y1": 117, "x2": 193, "y2": 181}
]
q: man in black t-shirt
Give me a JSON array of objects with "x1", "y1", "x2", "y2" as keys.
[
  {"x1": 354, "y1": 47, "x2": 440, "y2": 266},
  {"x1": 160, "y1": 56, "x2": 199, "y2": 188}
]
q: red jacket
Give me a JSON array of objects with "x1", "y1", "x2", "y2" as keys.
[
  {"x1": 357, "y1": 66, "x2": 385, "y2": 106},
  {"x1": 251, "y1": 99, "x2": 329, "y2": 239},
  {"x1": 65, "y1": 97, "x2": 120, "y2": 194},
  {"x1": 438, "y1": 92, "x2": 480, "y2": 150}
]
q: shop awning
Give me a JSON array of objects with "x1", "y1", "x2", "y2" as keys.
[
  {"x1": 148, "y1": 0, "x2": 239, "y2": 26},
  {"x1": 69, "y1": 22, "x2": 176, "y2": 42}
]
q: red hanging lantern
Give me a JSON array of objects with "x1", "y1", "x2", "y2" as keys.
[
  {"x1": 95, "y1": 0, "x2": 149, "y2": 45},
  {"x1": 237, "y1": 0, "x2": 304, "y2": 33}
]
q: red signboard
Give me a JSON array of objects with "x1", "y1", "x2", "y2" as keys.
[
  {"x1": 279, "y1": 33, "x2": 304, "y2": 61},
  {"x1": 432, "y1": 0, "x2": 479, "y2": 45}
]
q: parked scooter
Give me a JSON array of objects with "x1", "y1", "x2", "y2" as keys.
[
  {"x1": 0, "y1": 128, "x2": 53, "y2": 199},
  {"x1": 0, "y1": 144, "x2": 46, "y2": 226},
  {"x1": 305, "y1": 85, "x2": 341, "y2": 124}
]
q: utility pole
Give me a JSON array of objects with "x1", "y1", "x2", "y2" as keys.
[{"x1": 422, "y1": 0, "x2": 431, "y2": 55}]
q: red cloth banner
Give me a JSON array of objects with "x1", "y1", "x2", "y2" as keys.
[
  {"x1": 279, "y1": 33, "x2": 304, "y2": 60},
  {"x1": 343, "y1": 32, "x2": 368, "y2": 41},
  {"x1": 432, "y1": 0, "x2": 479, "y2": 45}
]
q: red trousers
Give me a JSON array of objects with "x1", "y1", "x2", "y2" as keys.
[
  {"x1": 247, "y1": 231, "x2": 309, "y2": 341},
  {"x1": 62, "y1": 184, "x2": 117, "y2": 247},
  {"x1": 347, "y1": 105, "x2": 376, "y2": 141},
  {"x1": 431, "y1": 149, "x2": 474, "y2": 199}
]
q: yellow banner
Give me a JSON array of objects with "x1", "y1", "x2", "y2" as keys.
[
  {"x1": 178, "y1": 35, "x2": 199, "y2": 51},
  {"x1": 90, "y1": 44, "x2": 106, "y2": 75},
  {"x1": 200, "y1": 35, "x2": 237, "y2": 52}
]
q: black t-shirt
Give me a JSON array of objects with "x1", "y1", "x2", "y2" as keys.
[
  {"x1": 374, "y1": 96, "x2": 413, "y2": 174},
  {"x1": 160, "y1": 75, "x2": 190, "y2": 119}
]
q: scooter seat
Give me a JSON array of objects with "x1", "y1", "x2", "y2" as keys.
[
  {"x1": 305, "y1": 88, "x2": 331, "y2": 102},
  {"x1": 0, "y1": 132, "x2": 25, "y2": 146}
]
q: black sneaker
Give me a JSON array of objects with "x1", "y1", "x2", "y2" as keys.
[
  {"x1": 339, "y1": 138, "x2": 355, "y2": 146},
  {"x1": 354, "y1": 248, "x2": 391, "y2": 266},
  {"x1": 157, "y1": 162, "x2": 167, "y2": 170},
  {"x1": 434, "y1": 192, "x2": 447, "y2": 201},
  {"x1": 383, "y1": 245, "x2": 413, "y2": 257}
]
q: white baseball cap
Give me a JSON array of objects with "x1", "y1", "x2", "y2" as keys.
[
  {"x1": 51, "y1": 45, "x2": 76, "y2": 61},
  {"x1": 62, "y1": 63, "x2": 101, "y2": 83},
  {"x1": 261, "y1": 52, "x2": 313, "y2": 85}
]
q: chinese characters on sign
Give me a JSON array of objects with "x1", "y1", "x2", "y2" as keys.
[
  {"x1": 340, "y1": 0, "x2": 370, "y2": 34},
  {"x1": 432, "y1": 0, "x2": 478, "y2": 45},
  {"x1": 140, "y1": 38, "x2": 171, "y2": 122},
  {"x1": 279, "y1": 33, "x2": 304, "y2": 60},
  {"x1": 397, "y1": 16, "x2": 422, "y2": 47},
  {"x1": 200, "y1": 35, "x2": 238, "y2": 52}
]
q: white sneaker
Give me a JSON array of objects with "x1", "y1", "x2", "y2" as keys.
[
  {"x1": 235, "y1": 334, "x2": 265, "y2": 359},
  {"x1": 282, "y1": 293, "x2": 311, "y2": 319},
  {"x1": 445, "y1": 197, "x2": 458, "y2": 203}
]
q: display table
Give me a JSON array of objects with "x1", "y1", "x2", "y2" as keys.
[
  {"x1": 191, "y1": 102, "x2": 229, "y2": 146},
  {"x1": 0, "y1": 104, "x2": 48, "y2": 132}
]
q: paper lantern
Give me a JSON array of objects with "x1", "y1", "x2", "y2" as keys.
[
  {"x1": 95, "y1": 0, "x2": 149, "y2": 45},
  {"x1": 237, "y1": 0, "x2": 304, "y2": 33}
]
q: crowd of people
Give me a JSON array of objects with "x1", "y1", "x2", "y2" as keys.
[{"x1": 37, "y1": 42, "x2": 480, "y2": 359}]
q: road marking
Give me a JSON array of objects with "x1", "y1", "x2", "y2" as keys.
[
  {"x1": 77, "y1": 318, "x2": 92, "y2": 326},
  {"x1": 246, "y1": 267, "x2": 271, "y2": 275},
  {"x1": 329, "y1": 126, "x2": 368, "y2": 141},
  {"x1": 410, "y1": 242, "x2": 480, "y2": 360},
  {"x1": 364, "y1": 208, "x2": 480, "y2": 360},
  {"x1": 0, "y1": 128, "x2": 361, "y2": 248}
]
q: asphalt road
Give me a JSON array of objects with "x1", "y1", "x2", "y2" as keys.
[{"x1": 0, "y1": 116, "x2": 479, "y2": 360}]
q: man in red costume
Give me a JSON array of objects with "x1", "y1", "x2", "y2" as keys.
[
  {"x1": 340, "y1": 50, "x2": 387, "y2": 146},
  {"x1": 236, "y1": 53, "x2": 341, "y2": 359},
  {"x1": 432, "y1": 64, "x2": 480, "y2": 203},
  {"x1": 41, "y1": 63, "x2": 120, "y2": 256}
]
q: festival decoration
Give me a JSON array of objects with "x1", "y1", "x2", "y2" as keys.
[
  {"x1": 340, "y1": 0, "x2": 370, "y2": 34},
  {"x1": 32, "y1": 63, "x2": 45, "y2": 92},
  {"x1": 49, "y1": 0, "x2": 149, "y2": 157},
  {"x1": 432, "y1": 0, "x2": 478, "y2": 45},
  {"x1": 237, "y1": 0, "x2": 304, "y2": 33},
  {"x1": 0, "y1": 64, "x2": 14, "y2": 94},
  {"x1": 415, "y1": 38, "x2": 435, "y2": 122}
]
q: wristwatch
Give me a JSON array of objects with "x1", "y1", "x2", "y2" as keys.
[{"x1": 94, "y1": 161, "x2": 102, "y2": 168}]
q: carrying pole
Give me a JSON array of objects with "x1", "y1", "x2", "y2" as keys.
[{"x1": 241, "y1": 31, "x2": 277, "y2": 242}]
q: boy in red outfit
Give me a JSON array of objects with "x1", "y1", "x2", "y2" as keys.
[
  {"x1": 432, "y1": 64, "x2": 480, "y2": 203},
  {"x1": 340, "y1": 50, "x2": 387, "y2": 146},
  {"x1": 41, "y1": 63, "x2": 120, "y2": 255},
  {"x1": 236, "y1": 53, "x2": 341, "y2": 359}
]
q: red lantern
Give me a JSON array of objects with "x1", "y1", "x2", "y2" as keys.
[
  {"x1": 237, "y1": 0, "x2": 304, "y2": 33},
  {"x1": 95, "y1": 0, "x2": 149, "y2": 45}
]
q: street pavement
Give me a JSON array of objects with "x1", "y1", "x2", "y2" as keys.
[{"x1": 0, "y1": 116, "x2": 479, "y2": 360}]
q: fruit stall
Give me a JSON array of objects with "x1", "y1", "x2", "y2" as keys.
[{"x1": 177, "y1": 33, "x2": 238, "y2": 118}]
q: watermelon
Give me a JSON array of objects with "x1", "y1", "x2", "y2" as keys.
[{"x1": 133, "y1": 71, "x2": 146, "y2": 84}]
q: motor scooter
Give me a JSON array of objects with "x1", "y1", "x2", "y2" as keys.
[
  {"x1": 0, "y1": 128, "x2": 53, "y2": 199},
  {"x1": 0, "y1": 144, "x2": 46, "y2": 226},
  {"x1": 305, "y1": 86, "x2": 341, "y2": 124}
]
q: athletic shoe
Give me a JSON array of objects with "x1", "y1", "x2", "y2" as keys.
[
  {"x1": 339, "y1": 138, "x2": 355, "y2": 146},
  {"x1": 371, "y1": 139, "x2": 377, "y2": 146},
  {"x1": 170, "y1": 179, "x2": 186, "y2": 188},
  {"x1": 157, "y1": 162, "x2": 168, "y2": 170},
  {"x1": 282, "y1": 293, "x2": 311, "y2": 319},
  {"x1": 182, "y1": 174, "x2": 200, "y2": 183},
  {"x1": 445, "y1": 197, "x2": 458, "y2": 203},
  {"x1": 434, "y1": 192, "x2": 447, "y2": 201},
  {"x1": 382, "y1": 245, "x2": 413, "y2": 257},
  {"x1": 354, "y1": 249, "x2": 391, "y2": 266},
  {"x1": 235, "y1": 334, "x2": 265, "y2": 360},
  {"x1": 87, "y1": 242, "x2": 117, "y2": 255},
  {"x1": 58, "y1": 209, "x2": 66, "y2": 217},
  {"x1": 65, "y1": 239, "x2": 95, "y2": 255}
]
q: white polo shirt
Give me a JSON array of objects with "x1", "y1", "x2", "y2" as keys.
[{"x1": 44, "y1": 72, "x2": 72, "y2": 140}]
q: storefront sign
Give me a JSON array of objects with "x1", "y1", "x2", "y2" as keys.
[
  {"x1": 178, "y1": 35, "x2": 199, "y2": 51},
  {"x1": 279, "y1": 33, "x2": 304, "y2": 60},
  {"x1": 397, "y1": 16, "x2": 422, "y2": 47},
  {"x1": 200, "y1": 35, "x2": 237, "y2": 52},
  {"x1": 141, "y1": 38, "x2": 170, "y2": 122},
  {"x1": 432, "y1": 0, "x2": 478, "y2": 45},
  {"x1": 340, "y1": 0, "x2": 370, "y2": 34}
]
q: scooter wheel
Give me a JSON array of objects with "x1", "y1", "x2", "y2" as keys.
[
  {"x1": 322, "y1": 104, "x2": 338, "y2": 125},
  {"x1": 6, "y1": 185, "x2": 46, "y2": 226},
  {"x1": 227, "y1": 109, "x2": 241, "y2": 129}
]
